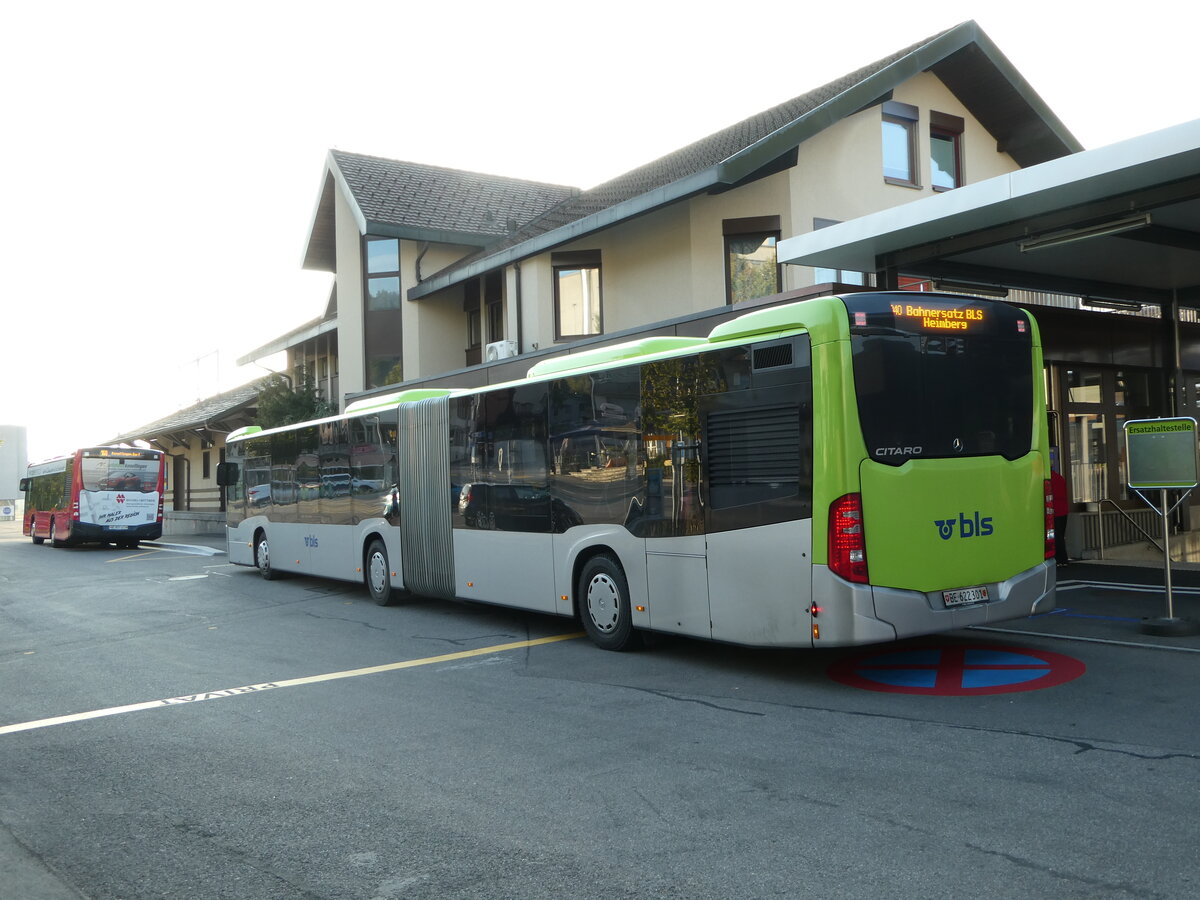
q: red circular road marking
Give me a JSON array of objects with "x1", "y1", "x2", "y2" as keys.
[{"x1": 827, "y1": 644, "x2": 1086, "y2": 695}]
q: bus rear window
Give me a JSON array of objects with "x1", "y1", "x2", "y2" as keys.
[
  {"x1": 844, "y1": 294, "x2": 1034, "y2": 464},
  {"x1": 81, "y1": 456, "x2": 160, "y2": 492}
]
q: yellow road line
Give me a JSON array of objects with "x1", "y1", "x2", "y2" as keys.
[
  {"x1": 0, "y1": 632, "x2": 584, "y2": 736},
  {"x1": 106, "y1": 549, "x2": 163, "y2": 563}
]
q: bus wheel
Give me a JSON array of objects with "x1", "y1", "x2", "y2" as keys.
[
  {"x1": 366, "y1": 539, "x2": 396, "y2": 606},
  {"x1": 50, "y1": 520, "x2": 67, "y2": 548},
  {"x1": 579, "y1": 554, "x2": 638, "y2": 651},
  {"x1": 255, "y1": 532, "x2": 279, "y2": 580},
  {"x1": 31, "y1": 522, "x2": 44, "y2": 545}
]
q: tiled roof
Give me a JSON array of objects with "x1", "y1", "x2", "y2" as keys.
[
  {"x1": 330, "y1": 151, "x2": 580, "y2": 239},
  {"x1": 411, "y1": 21, "x2": 1078, "y2": 297},
  {"x1": 108, "y1": 379, "x2": 270, "y2": 444},
  {"x1": 444, "y1": 30, "x2": 947, "y2": 266}
]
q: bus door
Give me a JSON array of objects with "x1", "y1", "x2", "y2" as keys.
[{"x1": 702, "y1": 383, "x2": 814, "y2": 646}]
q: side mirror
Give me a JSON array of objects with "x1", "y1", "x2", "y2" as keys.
[
  {"x1": 215, "y1": 462, "x2": 239, "y2": 487},
  {"x1": 18, "y1": 478, "x2": 29, "y2": 492}
]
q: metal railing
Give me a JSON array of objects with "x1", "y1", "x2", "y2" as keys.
[{"x1": 1094, "y1": 498, "x2": 1163, "y2": 560}]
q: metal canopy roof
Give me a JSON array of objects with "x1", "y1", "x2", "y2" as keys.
[{"x1": 777, "y1": 119, "x2": 1200, "y2": 306}]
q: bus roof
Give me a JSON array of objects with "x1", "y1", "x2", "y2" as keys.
[
  {"x1": 234, "y1": 293, "x2": 992, "y2": 438},
  {"x1": 526, "y1": 336, "x2": 708, "y2": 379}
]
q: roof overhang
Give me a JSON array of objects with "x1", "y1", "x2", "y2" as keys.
[
  {"x1": 237, "y1": 315, "x2": 338, "y2": 366},
  {"x1": 778, "y1": 119, "x2": 1200, "y2": 305},
  {"x1": 302, "y1": 155, "x2": 497, "y2": 273}
]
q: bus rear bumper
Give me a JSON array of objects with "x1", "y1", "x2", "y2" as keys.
[
  {"x1": 69, "y1": 521, "x2": 164, "y2": 543},
  {"x1": 813, "y1": 560, "x2": 1055, "y2": 647}
]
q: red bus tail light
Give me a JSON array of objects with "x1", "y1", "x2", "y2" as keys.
[
  {"x1": 829, "y1": 493, "x2": 869, "y2": 583},
  {"x1": 1044, "y1": 479, "x2": 1055, "y2": 560}
]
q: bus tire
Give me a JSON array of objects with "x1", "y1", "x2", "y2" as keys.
[
  {"x1": 365, "y1": 539, "x2": 396, "y2": 606},
  {"x1": 578, "y1": 554, "x2": 639, "y2": 651},
  {"x1": 31, "y1": 522, "x2": 44, "y2": 545},
  {"x1": 255, "y1": 531, "x2": 280, "y2": 580},
  {"x1": 50, "y1": 519, "x2": 67, "y2": 548}
]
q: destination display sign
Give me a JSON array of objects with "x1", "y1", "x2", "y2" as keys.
[
  {"x1": 83, "y1": 448, "x2": 160, "y2": 460},
  {"x1": 843, "y1": 292, "x2": 1032, "y2": 341},
  {"x1": 888, "y1": 302, "x2": 985, "y2": 331}
]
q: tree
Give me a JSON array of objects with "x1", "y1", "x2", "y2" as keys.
[{"x1": 255, "y1": 373, "x2": 333, "y2": 429}]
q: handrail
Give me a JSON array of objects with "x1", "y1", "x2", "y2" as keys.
[{"x1": 1095, "y1": 498, "x2": 1163, "y2": 560}]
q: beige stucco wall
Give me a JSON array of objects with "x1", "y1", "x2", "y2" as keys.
[
  {"x1": 511, "y1": 171, "x2": 796, "y2": 351},
  {"x1": 334, "y1": 188, "x2": 365, "y2": 400},
  {"x1": 401, "y1": 240, "x2": 477, "y2": 379},
  {"x1": 787, "y1": 71, "x2": 1022, "y2": 286},
  {"x1": 685, "y1": 170, "x2": 794, "y2": 308},
  {"x1": 163, "y1": 437, "x2": 223, "y2": 512}
]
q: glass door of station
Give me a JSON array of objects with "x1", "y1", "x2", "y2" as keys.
[{"x1": 1059, "y1": 367, "x2": 1162, "y2": 507}]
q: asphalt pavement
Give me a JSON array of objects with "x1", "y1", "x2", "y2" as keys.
[{"x1": 4, "y1": 528, "x2": 1200, "y2": 898}]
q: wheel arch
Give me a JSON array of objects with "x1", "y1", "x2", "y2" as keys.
[
  {"x1": 360, "y1": 529, "x2": 388, "y2": 574},
  {"x1": 569, "y1": 543, "x2": 623, "y2": 620},
  {"x1": 252, "y1": 525, "x2": 267, "y2": 559}
]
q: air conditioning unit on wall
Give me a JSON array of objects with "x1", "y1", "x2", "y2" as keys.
[{"x1": 485, "y1": 340, "x2": 518, "y2": 361}]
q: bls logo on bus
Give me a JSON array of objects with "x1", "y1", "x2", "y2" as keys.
[{"x1": 934, "y1": 512, "x2": 993, "y2": 540}]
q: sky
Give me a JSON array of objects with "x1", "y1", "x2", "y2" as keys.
[{"x1": 2, "y1": 0, "x2": 1197, "y2": 463}]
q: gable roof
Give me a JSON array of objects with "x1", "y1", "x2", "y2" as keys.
[
  {"x1": 108, "y1": 379, "x2": 270, "y2": 446},
  {"x1": 302, "y1": 153, "x2": 580, "y2": 271},
  {"x1": 408, "y1": 20, "x2": 1080, "y2": 300}
]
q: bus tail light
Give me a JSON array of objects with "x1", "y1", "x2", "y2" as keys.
[
  {"x1": 829, "y1": 493, "x2": 868, "y2": 583},
  {"x1": 72, "y1": 500, "x2": 80, "y2": 522},
  {"x1": 1044, "y1": 479, "x2": 1055, "y2": 560}
]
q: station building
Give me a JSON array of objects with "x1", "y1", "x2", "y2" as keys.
[
  {"x1": 242, "y1": 20, "x2": 1077, "y2": 400},
  {"x1": 135, "y1": 19, "x2": 1198, "y2": 554}
]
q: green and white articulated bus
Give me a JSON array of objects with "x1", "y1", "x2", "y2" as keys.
[{"x1": 220, "y1": 291, "x2": 1055, "y2": 650}]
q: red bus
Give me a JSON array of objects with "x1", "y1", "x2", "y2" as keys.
[{"x1": 20, "y1": 447, "x2": 166, "y2": 548}]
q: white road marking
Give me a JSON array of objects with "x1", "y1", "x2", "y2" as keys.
[{"x1": 0, "y1": 632, "x2": 584, "y2": 736}]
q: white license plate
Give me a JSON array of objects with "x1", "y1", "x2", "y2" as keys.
[
  {"x1": 110, "y1": 525, "x2": 128, "y2": 530},
  {"x1": 944, "y1": 586, "x2": 989, "y2": 607}
]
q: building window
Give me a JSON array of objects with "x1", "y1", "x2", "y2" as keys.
[
  {"x1": 487, "y1": 299, "x2": 504, "y2": 344},
  {"x1": 363, "y1": 235, "x2": 403, "y2": 388},
  {"x1": 724, "y1": 216, "x2": 780, "y2": 305},
  {"x1": 365, "y1": 237, "x2": 401, "y2": 310},
  {"x1": 468, "y1": 308, "x2": 482, "y2": 348},
  {"x1": 369, "y1": 356, "x2": 403, "y2": 387},
  {"x1": 811, "y1": 218, "x2": 866, "y2": 286},
  {"x1": 202, "y1": 450, "x2": 211, "y2": 480},
  {"x1": 882, "y1": 100, "x2": 919, "y2": 187},
  {"x1": 464, "y1": 278, "x2": 482, "y2": 352},
  {"x1": 930, "y1": 111, "x2": 964, "y2": 191},
  {"x1": 553, "y1": 250, "x2": 602, "y2": 339},
  {"x1": 485, "y1": 271, "x2": 504, "y2": 343}
]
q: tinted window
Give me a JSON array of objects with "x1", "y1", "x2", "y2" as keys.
[
  {"x1": 640, "y1": 352, "x2": 740, "y2": 536},
  {"x1": 550, "y1": 366, "x2": 641, "y2": 531},
  {"x1": 319, "y1": 419, "x2": 353, "y2": 525},
  {"x1": 846, "y1": 294, "x2": 1034, "y2": 464},
  {"x1": 452, "y1": 385, "x2": 551, "y2": 533},
  {"x1": 80, "y1": 457, "x2": 159, "y2": 492}
]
